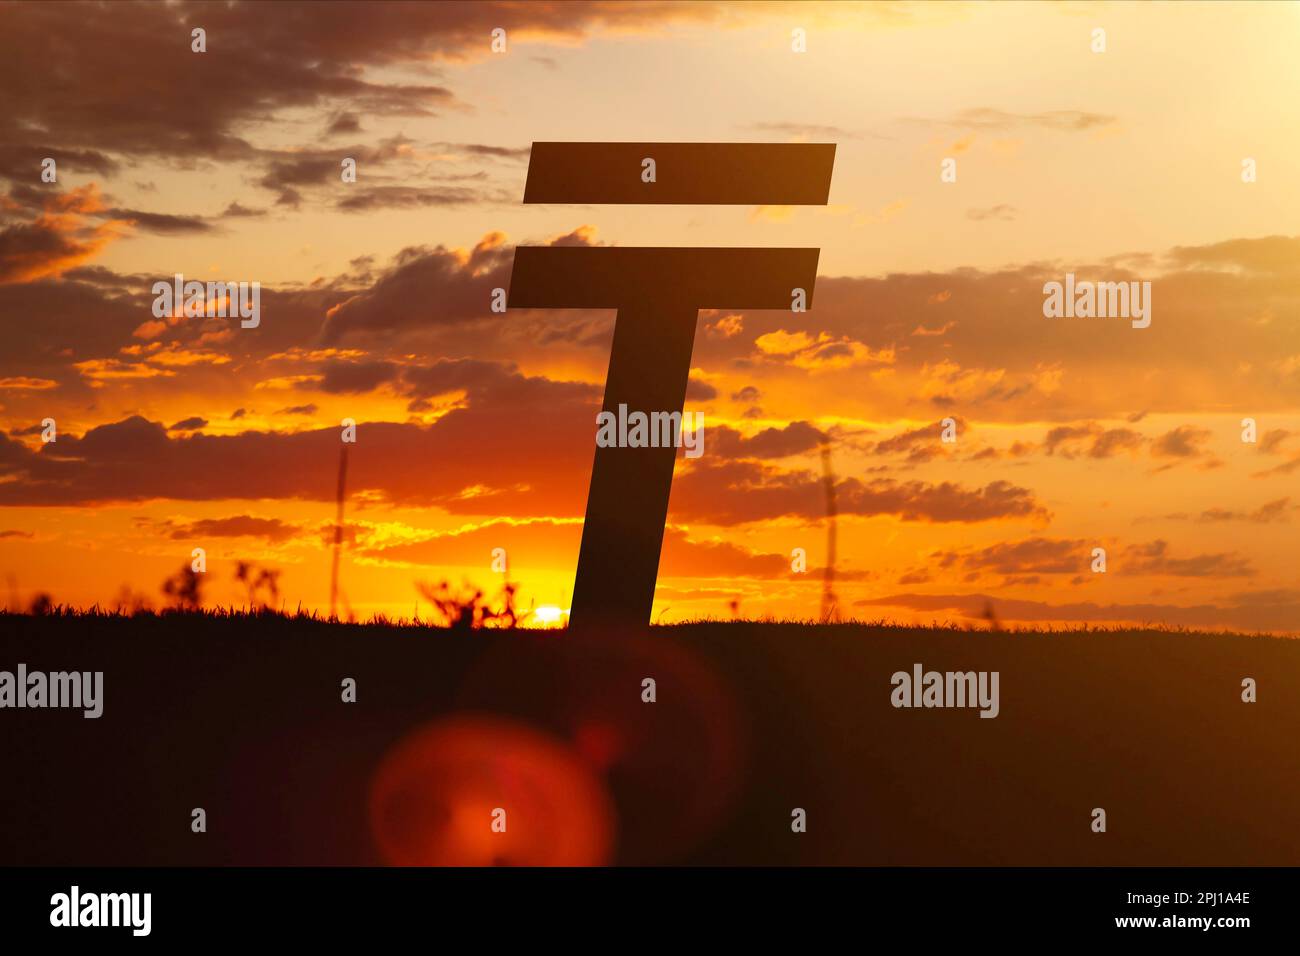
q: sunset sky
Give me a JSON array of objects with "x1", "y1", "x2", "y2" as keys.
[{"x1": 2, "y1": 0, "x2": 1299, "y2": 629}]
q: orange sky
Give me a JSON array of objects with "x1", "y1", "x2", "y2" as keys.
[{"x1": 2, "y1": 0, "x2": 1299, "y2": 630}]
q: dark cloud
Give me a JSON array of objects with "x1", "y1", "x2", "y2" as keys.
[
  {"x1": 335, "y1": 185, "x2": 503, "y2": 212},
  {"x1": 930, "y1": 537, "x2": 1089, "y2": 575},
  {"x1": 398, "y1": 358, "x2": 521, "y2": 400},
  {"x1": 162, "y1": 514, "x2": 302, "y2": 543},
  {"x1": 1088, "y1": 427, "x2": 1144, "y2": 458},
  {"x1": 1120, "y1": 540, "x2": 1253, "y2": 578},
  {"x1": 455, "y1": 144, "x2": 531, "y2": 161},
  {"x1": 0, "y1": 348, "x2": 1046, "y2": 531},
  {"x1": 6, "y1": 424, "x2": 47, "y2": 437},
  {"x1": 0, "y1": 260, "x2": 349, "y2": 385},
  {"x1": 0, "y1": 187, "x2": 116, "y2": 284},
  {"x1": 258, "y1": 157, "x2": 351, "y2": 207},
  {"x1": 56, "y1": 265, "x2": 141, "y2": 288},
  {"x1": 856, "y1": 591, "x2": 1300, "y2": 632},
  {"x1": 685, "y1": 377, "x2": 718, "y2": 402},
  {"x1": 0, "y1": 145, "x2": 118, "y2": 184},
  {"x1": 320, "y1": 235, "x2": 510, "y2": 341},
  {"x1": 168, "y1": 417, "x2": 208, "y2": 432},
  {"x1": 707, "y1": 421, "x2": 826, "y2": 460},
  {"x1": 1043, "y1": 422, "x2": 1145, "y2": 459},
  {"x1": 669, "y1": 459, "x2": 1047, "y2": 527},
  {"x1": 872, "y1": 419, "x2": 962, "y2": 461},
  {"x1": 1258, "y1": 429, "x2": 1292, "y2": 455},
  {"x1": 103, "y1": 208, "x2": 214, "y2": 235},
  {"x1": 222, "y1": 202, "x2": 267, "y2": 219},
  {"x1": 0, "y1": 2, "x2": 470, "y2": 173},
  {"x1": 326, "y1": 112, "x2": 363, "y2": 136},
  {"x1": 1151, "y1": 425, "x2": 1211, "y2": 458},
  {"x1": 0, "y1": 361, "x2": 601, "y2": 513},
  {"x1": 315, "y1": 360, "x2": 400, "y2": 394},
  {"x1": 0, "y1": 219, "x2": 91, "y2": 284},
  {"x1": 0, "y1": 0, "x2": 723, "y2": 229}
]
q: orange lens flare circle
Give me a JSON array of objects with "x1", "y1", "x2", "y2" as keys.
[{"x1": 368, "y1": 716, "x2": 615, "y2": 866}]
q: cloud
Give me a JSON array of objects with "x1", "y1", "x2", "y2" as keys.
[
  {"x1": 354, "y1": 517, "x2": 821, "y2": 581},
  {"x1": 915, "y1": 108, "x2": 1117, "y2": 132},
  {"x1": 753, "y1": 328, "x2": 893, "y2": 371},
  {"x1": 741, "y1": 121, "x2": 856, "y2": 140},
  {"x1": 1166, "y1": 235, "x2": 1300, "y2": 277},
  {"x1": 326, "y1": 112, "x2": 363, "y2": 136},
  {"x1": 0, "y1": 358, "x2": 602, "y2": 512},
  {"x1": 707, "y1": 421, "x2": 826, "y2": 459},
  {"x1": 10, "y1": 222, "x2": 1298, "y2": 433},
  {"x1": 1119, "y1": 540, "x2": 1253, "y2": 578},
  {"x1": 103, "y1": 208, "x2": 214, "y2": 235},
  {"x1": 314, "y1": 360, "x2": 400, "y2": 394},
  {"x1": 966, "y1": 204, "x2": 1017, "y2": 222},
  {"x1": 1041, "y1": 421, "x2": 1212, "y2": 461},
  {"x1": 320, "y1": 228, "x2": 596, "y2": 343},
  {"x1": 0, "y1": 377, "x2": 58, "y2": 390},
  {"x1": 669, "y1": 459, "x2": 1047, "y2": 526},
  {"x1": 755, "y1": 330, "x2": 815, "y2": 356},
  {"x1": 222, "y1": 202, "x2": 267, "y2": 219},
  {"x1": 0, "y1": 185, "x2": 122, "y2": 284},
  {"x1": 160, "y1": 515, "x2": 303, "y2": 544},
  {"x1": 0, "y1": 3, "x2": 465, "y2": 173},
  {"x1": 1194, "y1": 497, "x2": 1293, "y2": 524},
  {"x1": 168, "y1": 417, "x2": 208, "y2": 432},
  {"x1": 1089, "y1": 427, "x2": 1144, "y2": 458},
  {"x1": 685, "y1": 233, "x2": 1300, "y2": 420},
  {"x1": 454, "y1": 143, "x2": 532, "y2": 161},
  {"x1": 930, "y1": 537, "x2": 1089, "y2": 575},
  {"x1": 685, "y1": 377, "x2": 718, "y2": 402},
  {"x1": 0, "y1": 145, "x2": 117, "y2": 184},
  {"x1": 1043, "y1": 422, "x2": 1137, "y2": 458},
  {"x1": 320, "y1": 235, "x2": 511, "y2": 342},
  {"x1": 872, "y1": 419, "x2": 963, "y2": 462},
  {"x1": 1150, "y1": 425, "x2": 1212, "y2": 458},
  {"x1": 1258, "y1": 429, "x2": 1292, "y2": 455},
  {"x1": 658, "y1": 529, "x2": 799, "y2": 579},
  {"x1": 0, "y1": 0, "x2": 747, "y2": 204},
  {"x1": 856, "y1": 591, "x2": 1300, "y2": 632},
  {"x1": 335, "y1": 185, "x2": 506, "y2": 212}
]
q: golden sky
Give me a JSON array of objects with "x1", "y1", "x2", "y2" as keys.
[{"x1": 2, "y1": 0, "x2": 1299, "y2": 629}]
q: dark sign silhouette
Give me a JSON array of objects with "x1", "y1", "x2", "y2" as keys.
[{"x1": 509, "y1": 143, "x2": 836, "y2": 629}]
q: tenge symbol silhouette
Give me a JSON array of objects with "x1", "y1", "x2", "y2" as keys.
[{"x1": 508, "y1": 142, "x2": 836, "y2": 630}]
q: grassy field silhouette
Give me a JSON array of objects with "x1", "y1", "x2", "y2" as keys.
[{"x1": 1, "y1": 609, "x2": 1296, "y2": 866}]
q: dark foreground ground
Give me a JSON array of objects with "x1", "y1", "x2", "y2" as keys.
[{"x1": 0, "y1": 613, "x2": 1295, "y2": 865}]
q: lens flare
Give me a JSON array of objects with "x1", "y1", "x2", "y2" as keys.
[{"x1": 368, "y1": 716, "x2": 614, "y2": 866}]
